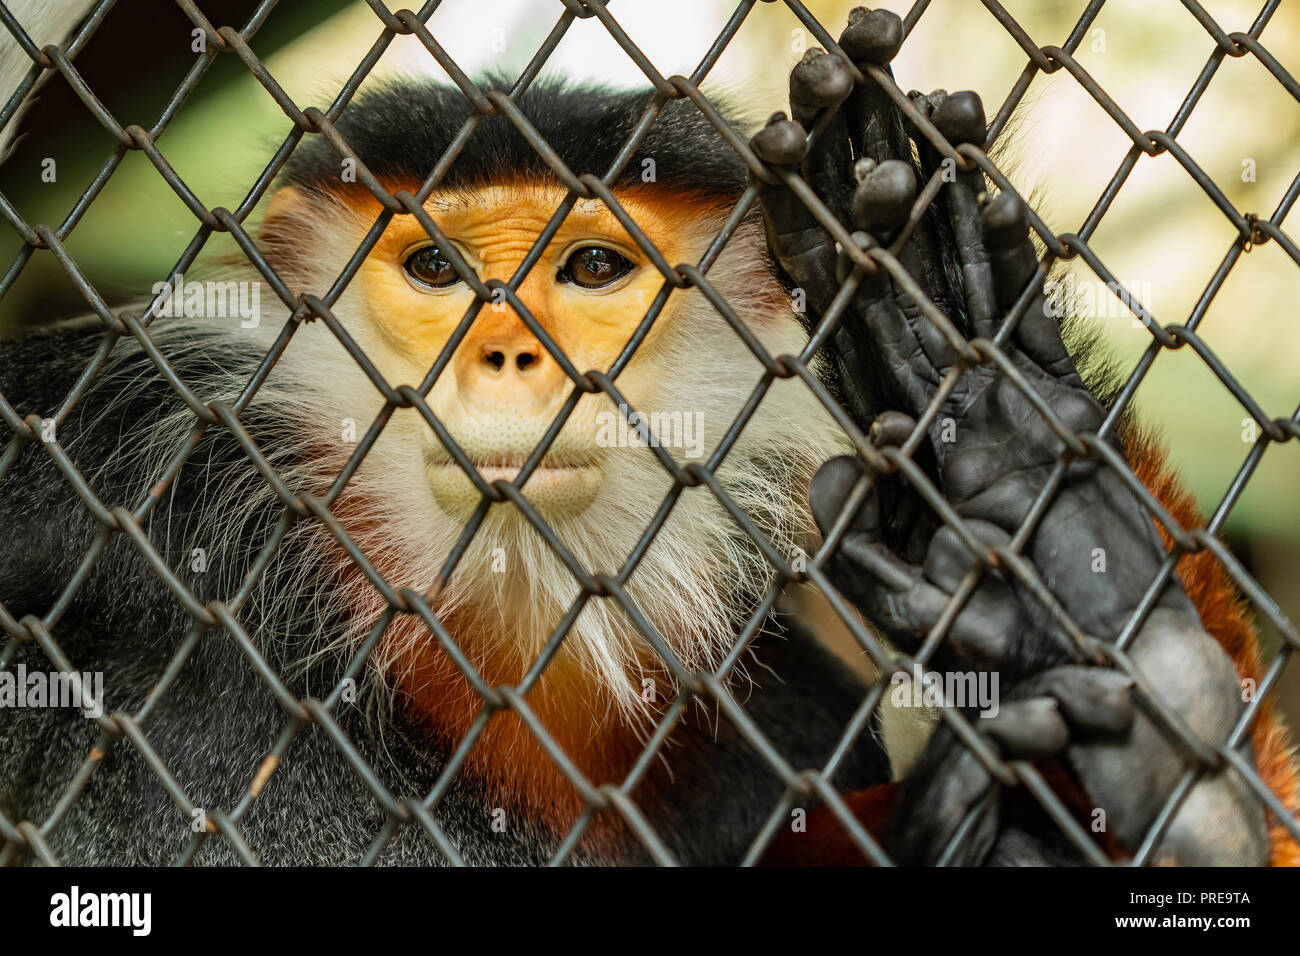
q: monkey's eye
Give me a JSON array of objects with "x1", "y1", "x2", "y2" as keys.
[
  {"x1": 403, "y1": 245, "x2": 461, "y2": 289},
  {"x1": 558, "y1": 246, "x2": 634, "y2": 289}
]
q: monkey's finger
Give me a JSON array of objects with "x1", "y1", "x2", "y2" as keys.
[
  {"x1": 831, "y1": 530, "x2": 1019, "y2": 660},
  {"x1": 837, "y1": 7, "x2": 906, "y2": 165},
  {"x1": 839, "y1": 6, "x2": 905, "y2": 68},
  {"x1": 850, "y1": 158, "x2": 916, "y2": 240},
  {"x1": 841, "y1": 13, "x2": 972, "y2": 358},
  {"x1": 808, "y1": 456, "x2": 926, "y2": 634},
  {"x1": 980, "y1": 192, "x2": 1078, "y2": 379},
  {"x1": 891, "y1": 88, "x2": 970, "y2": 334},
  {"x1": 809, "y1": 454, "x2": 1020, "y2": 658},
  {"x1": 981, "y1": 191, "x2": 1038, "y2": 310},
  {"x1": 898, "y1": 90, "x2": 994, "y2": 339},
  {"x1": 839, "y1": 174, "x2": 955, "y2": 413},
  {"x1": 809, "y1": 454, "x2": 881, "y2": 540},
  {"x1": 869, "y1": 408, "x2": 920, "y2": 448},
  {"x1": 1014, "y1": 666, "x2": 1135, "y2": 736},
  {"x1": 981, "y1": 698, "x2": 1070, "y2": 760},
  {"x1": 896, "y1": 699, "x2": 1069, "y2": 866},
  {"x1": 751, "y1": 115, "x2": 841, "y2": 315},
  {"x1": 891, "y1": 676, "x2": 1106, "y2": 865},
  {"x1": 789, "y1": 48, "x2": 856, "y2": 226},
  {"x1": 915, "y1": 520, "x2": 1027, "y2": 666},
  {"x1": 819, "y1": 528, "x2": 957, "y2": 650},
  {"x1": 750, "y1": 112, "x2": 808, "y2": 170},
  {"x1": 893, "y1": 231, "x2": 962, "y2": 374},
  {"x1": 750, "y1": 50, "x2": 855, "y2": 320},
  {"x1": 921, "y1": 519, "x2": 1010, "y2": 593},
  {"x1": 927, "y1": 91, "x2": 1000, "y2": 339},
  {"x1": 839, "y1": 532, "x2": 924, "y2": 596},
  {"x1": 889, "y1": 744, "x2": 1001, "y2": 866},
  {"x1": 789, "y1": 47, "x2": 855, "y2": 131}
]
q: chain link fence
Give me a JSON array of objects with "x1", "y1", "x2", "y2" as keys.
[{"x1": 0, "y1": 0, "x2": 1298, "y2": 866}]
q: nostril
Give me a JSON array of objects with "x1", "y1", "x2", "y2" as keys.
[
  {"x1": 516, "y1": 352, "x2": 537, "y2": 372},
  {"x1": 484, "y1": 349, "x2": 506, "y2": 371}
]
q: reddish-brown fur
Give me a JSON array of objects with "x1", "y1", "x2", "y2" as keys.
[
  {"x1": 388, "y1": 609, "x2": 651, "y2": 856},
  {"x1": 328, "y1": 492, "x2": 653, "y2": 857}
]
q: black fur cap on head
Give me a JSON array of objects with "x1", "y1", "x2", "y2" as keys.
[{"x1": 280, "y1": 75, "x2": 753, "y2": 201}]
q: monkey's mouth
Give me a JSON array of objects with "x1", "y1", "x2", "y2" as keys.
[{"x1": 422, "y1": 448, "x2": 602, "y2": 516}]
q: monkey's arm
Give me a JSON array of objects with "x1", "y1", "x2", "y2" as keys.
[{"x1": 753, "y1": 9, "x2": 1292, "y2": 865}]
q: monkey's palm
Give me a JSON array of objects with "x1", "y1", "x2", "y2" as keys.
[{"x1": 754, "y1": 9, "x2": 1268, "y2": 865}]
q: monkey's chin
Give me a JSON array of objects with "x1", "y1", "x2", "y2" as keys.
[{"x1": 425, "y1": 462, "x2": 602, "y2": 518}]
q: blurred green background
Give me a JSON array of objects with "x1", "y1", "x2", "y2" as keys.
[{"x1": 2, "y1": 0, "x2": 1296, "y2": 711}]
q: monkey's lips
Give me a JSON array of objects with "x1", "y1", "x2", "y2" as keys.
[{"x1": 423, "y1": 454, "x2": 602, "y2": 516}]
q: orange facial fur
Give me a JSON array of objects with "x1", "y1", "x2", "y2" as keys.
[{"x1": 293, "y1": 178, "x2": 743, "y2": 374}]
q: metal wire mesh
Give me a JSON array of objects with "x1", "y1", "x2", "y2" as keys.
[{"x1": 0, "y1": 0, "x2": 1297, "y2": 866}]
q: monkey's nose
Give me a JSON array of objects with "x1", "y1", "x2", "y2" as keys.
[
  {"x1": 481, "y1": 342, "x2": 541, "y2": 374},
  {"x1": 456, "y1": 335, "x2": 565, "y2": 414}
]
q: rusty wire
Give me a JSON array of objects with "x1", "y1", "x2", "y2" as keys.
[{"x1": 0, "y1": 0, "x2": 1297, "y2": 867}]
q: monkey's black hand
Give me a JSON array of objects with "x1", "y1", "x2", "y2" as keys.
[
  {"x1": 809, "y1": 453, "x2": 1075, "y2": 677},
  {"x1": 886, "y1": 666, "x2": 1134, "y2": 865},
  {"x1": 758, "y1": 7, "x2": 1270, "y2": 865}
]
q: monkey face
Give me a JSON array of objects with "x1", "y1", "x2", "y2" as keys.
[
  {"x1": 361, "y1": 182, "x2": 711, "y2": 518},
  {"x1": 267, "y1": 180, "x2": 755, "y2": 519}
]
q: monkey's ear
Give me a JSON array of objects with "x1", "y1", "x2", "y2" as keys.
[
  {"x1": 259, "y1": 184, "x2": 310, "y2": 243},
  {"x1": 257, "y1": 185, "x2": 329, "y2": 280},
  {"x1": 257, "y1": 183, "x2": 343, "y2": 286}
]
